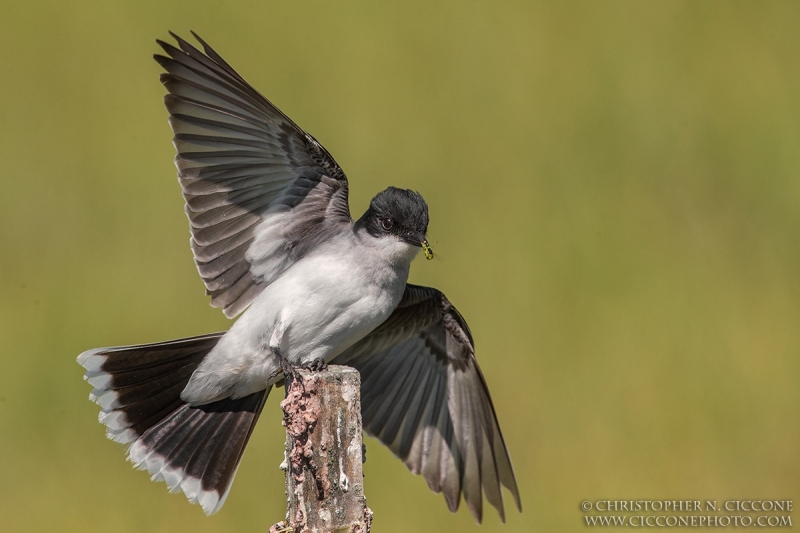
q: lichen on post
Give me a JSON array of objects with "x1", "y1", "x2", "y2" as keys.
[{"x1": 271, "y1": 366, "x2": 372, "y2": 533}]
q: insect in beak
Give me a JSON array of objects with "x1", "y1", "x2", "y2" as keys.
[{"x1": 421, "y1": 239, "x2": 434, "y2": 260}]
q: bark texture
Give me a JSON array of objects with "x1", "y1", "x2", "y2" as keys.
[{"x1": 271, "y1": 366, "x2": 372, "y2": 533}]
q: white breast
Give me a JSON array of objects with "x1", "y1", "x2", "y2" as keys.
[{"x1": 181, "y1": 231, "x2": 420, "y2": 405}]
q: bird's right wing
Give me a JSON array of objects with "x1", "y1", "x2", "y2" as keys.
[
  {"x1": 332, "y1": 284, "x2": 520, "y2": 523},
  {"x1": 155, "y1": 33, "x2": 352, "y2": 318}
]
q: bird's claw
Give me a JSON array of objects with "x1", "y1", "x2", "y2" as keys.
[{"x1": 301, "y1": 358, "x2": 328, "y2": 372}]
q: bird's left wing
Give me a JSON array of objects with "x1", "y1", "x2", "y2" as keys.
[
  {"x1": 332, "y1": 284, "x2": 521, "y2": 523},
  {"x1": 155, "y1": 33, "x2": 352, "y2": 318}
]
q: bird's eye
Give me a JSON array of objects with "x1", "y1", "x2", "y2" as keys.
[{"x1": 381, "y1": 218, "x2": 393, "y2": 230}]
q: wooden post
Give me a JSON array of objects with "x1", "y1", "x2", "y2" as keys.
[{"x1": 270, "y1": 365, "x2": 372, "y2": 533}]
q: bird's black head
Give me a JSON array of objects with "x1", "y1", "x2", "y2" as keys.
[{"x1": 356, "y1": 187, "x2": 432, "y2": 255}]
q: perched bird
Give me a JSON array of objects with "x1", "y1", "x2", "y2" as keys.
[{"x1": 77, "y1": 32, "x2": 520, "y2": 523}]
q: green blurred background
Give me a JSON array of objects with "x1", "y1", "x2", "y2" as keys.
[{"x1": 1, "y1": 1, "x2": 799, "y2": 531}]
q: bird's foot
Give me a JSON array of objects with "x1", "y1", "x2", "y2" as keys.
[
  {"x1": 301, "y1": 358, "x2": 328, "y2": 372},
  {"x1": 270, "y1": 349, "x2": 327, "y2": 385}
]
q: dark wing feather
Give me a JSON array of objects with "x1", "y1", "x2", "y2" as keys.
[
  {"x1": 155, "y1": 33, "x2": 351, "y2": 317},
  {"x1": 333, "y1": 285, "x2": 521, "y2": 523}
]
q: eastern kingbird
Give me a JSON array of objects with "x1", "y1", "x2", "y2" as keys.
[{"x1": 78, "y1": 32, "x2": 520, "y2": 523}]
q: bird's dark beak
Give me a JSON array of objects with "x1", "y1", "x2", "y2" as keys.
[{"x1": 403, "y1": 233, "x2": 434, "y2": 259}]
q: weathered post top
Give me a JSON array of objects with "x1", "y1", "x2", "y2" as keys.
[{"x1": 271, "y1": 365, "x2": 372, "y2": 533}]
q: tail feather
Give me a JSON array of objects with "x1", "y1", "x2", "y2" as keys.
[{"x1": 78, "y1": 333, "x2": 269, "y2": 515}]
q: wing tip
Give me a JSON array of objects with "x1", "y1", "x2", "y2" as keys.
[
  {"x1": 465, "y1": 493, "x2": 484, "y2": 524},
  {"x1": 189, "y1": 30, "x2": 208, "y2": 50},
  {"x1": 167, "y1": 30, "x2": 188, "y2": 49},
  {"x1": 512, "y1": 486, "x2": 522, "y2": 512}
]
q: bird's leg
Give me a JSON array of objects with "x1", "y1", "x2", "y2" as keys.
[
  {"x1": 279, "y1": 352, "x2": 296, "y2": 377},
  {"x1": 268, "y1": 321, "x2": 326, "y2": 375},
  {"x1": 267, "y1": 346, "x2": 296, "y2": 381},
  {"x1": 271, "y1": 347, "x2": 309, "y2": 396}
]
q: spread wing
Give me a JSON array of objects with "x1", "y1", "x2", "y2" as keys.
[
  {"x1": 332, "y1": 284, "x2": 521, "y2": 523},
  {"x1": 155, "y1": 32, "x2": 351, "y2": 318}
]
